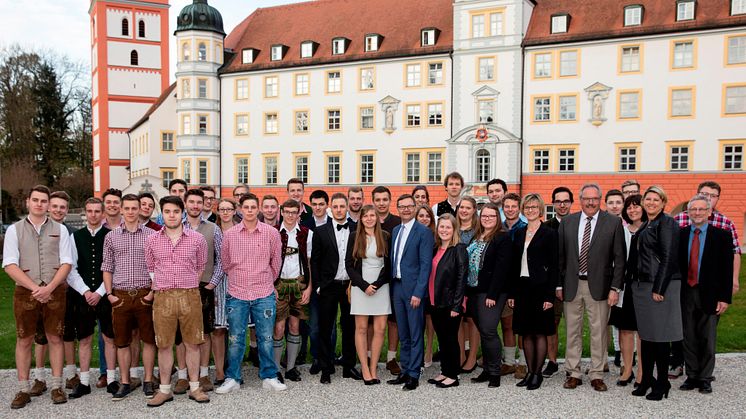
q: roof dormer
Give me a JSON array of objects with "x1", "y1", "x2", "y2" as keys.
[
  {"x1": 241, "y1": 48, "x2": 258, "y2": 64},
  {"x1": 421, "y1": 27, "x2": 440, "y2": 47},
  {"x1": 623, "y1": 5, "x2": 643, "y2": 26},
  {"x1": 270, "y1": 44, "x2": 288, "y2": 61},
  {"x1": 365, "y1": 33, "x2": 383, "y2": 52},
  {"x1": 332, "y1": 37, "x2": 350, "y2": 55},
  {"x1": 550, "y1": 13, "x2": 570, "y2": 34},
  {"x1": 300, "y1": 40, "x2": 318, "y2": 58}
]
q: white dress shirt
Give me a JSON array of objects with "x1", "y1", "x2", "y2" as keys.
[
  {"x1": 393, "y1": 218, "x2": 416, "y2": 278},
  {"x1": 332, "y1": 220, "x2": 350, "y2": 280},
  {"x1": 279, "y1": 223, "x2": 313, "y2": 278},
  {"x1": 2, "y1": 217, "x2": 73, "y2": 269},
  {"x1": 577, "y1": 210, "x2": 599, "y2": 276}
]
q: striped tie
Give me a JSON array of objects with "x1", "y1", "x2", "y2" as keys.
[{"x1": 578, "y1": 216, "x2": 592, "y2": 274}]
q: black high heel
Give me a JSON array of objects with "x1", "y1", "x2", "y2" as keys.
[
  {"x1": 646, "y1": 381, "x2": 671, "y2": 401},
  {"x1": 616, "y1": 372, "x2": 635, "y2": 386},
  {"x1": 460, "y1": 362, "x2": 477, "y2": 374},
  {"x1": 631, "y1": 380, "x2": 651, "y2": 396},
  {"x1": 364, "y1": 378, "x2": 381, "y2": 385},
  {"x1": 516, "y1": 373, "x2": 531, "y2": 387},
  {"x1": 526, "y1": 374, "x2": 543, "y2": 390}
]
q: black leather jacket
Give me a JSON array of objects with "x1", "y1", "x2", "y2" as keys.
[
  {"x1": 636, "y1": 213, "x2": 681, "y2": 295},
  {"x1": 432, "y1": 244, "x2": 468, "y2": 313}
]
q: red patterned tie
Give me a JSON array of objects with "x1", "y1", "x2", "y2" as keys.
[{"x1": 687, "y1": 229, "x2": 700, "y2": 287}]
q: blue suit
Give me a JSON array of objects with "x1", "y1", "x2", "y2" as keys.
[{"x1": 391, "y1": 220, "x2": 434, "y2": 380}]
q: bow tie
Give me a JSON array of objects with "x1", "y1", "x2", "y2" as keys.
[{"x1": 336, "y1": 223, "x2": 349, "y2": 231}]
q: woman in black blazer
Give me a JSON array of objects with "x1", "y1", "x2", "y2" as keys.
[
  {"x1": 508, "y1": 194, "x2": 558, "y2": 391},
  {"x1": 426, "y1": 214, "x2": 468, "y2": 388}
]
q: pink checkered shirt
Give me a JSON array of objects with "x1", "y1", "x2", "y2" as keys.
[
  {"x1": 674, "y1": 210, "x2": 742, "y2": 254},
  {"x1": 145, "y1": 228, "x2": 207, "y2": 291},
  {"x1": 101, "y1": 224, "x2": 155, "y2": 290},
  {"x1": 222, "y1": 221, "x2": 282, "y2": 301}
]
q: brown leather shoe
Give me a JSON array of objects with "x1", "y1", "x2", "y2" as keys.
[
  {"x1": 188, "y1": 387, "x2": 210, "y2": 403},
  {"x1": 129, "y1": 377, "x2": 142, "y2": 390},
  {"x1": 28, "y1": 379, "x2": 47, "y2": 397},
  {"x1": 173, "y1": 378, "x2": 189, "y2": 395},
  {"x1": 65, "y1": 374, "x2": 80, "y2": 390},
  {"x1": 199, "y1": 376, "x2": 214, "y2": 392},
  {"x1": 386, "y1": 360, "x2": 401, "y2": 375},
  {"x1": 96, "y1": 374, "x2": 108, "y2": 389},
  {"x1": 10, "y1": 392, "x2": 31, "y2": 409},
  {"x1": 591, "y1": 379, "x2": 608, "y2": 392},
  {"x1": 500, "y1": 364, "x2": 516, "y2": 376},
  {"x1": 514, "y1": 365, "x2": 527, "y2": 379},
  {"x1": 563, "y1": 377, "x2": 582, "y2": 389},
  {"x1": 147, "y1": 390, "x2": 173, "y2": 408},
  {"x1": 50, "y1": 388, "x2": 67, "y2": 404}
]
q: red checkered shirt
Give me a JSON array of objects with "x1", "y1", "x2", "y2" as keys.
[
  {"x1": 222, "y1": 221, "x2": 282, "y2": 301},
  {"x1": 674, "y1": 210, "x2": 742, "y2": 254},
  {"x1": 101, "y1": 224, "x2": 155, "y2": 290},
  {"x1": 145, "y1": 227, "x2": 207, "y2": 291}
]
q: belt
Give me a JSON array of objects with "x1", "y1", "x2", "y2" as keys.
[
  {"x1": 114, "y1": 288, "x2": 150, "y2": 297},
  {"x1": 280, "y1": 276, "x2": 304, "y2": 282},
  {"x1": 579, "y1": 275, "x2": 588, "y2": 281}
]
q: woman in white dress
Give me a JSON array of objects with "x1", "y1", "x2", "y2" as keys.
[{"x1": 345, "y1": 205, "x2": 391, "y2": 384}]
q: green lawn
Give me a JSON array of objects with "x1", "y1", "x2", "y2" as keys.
[{"x1": 1, "y1": 257, "x2": 745, "y2": 369}]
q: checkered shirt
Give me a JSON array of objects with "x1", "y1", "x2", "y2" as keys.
[
  {"x1": 183, "y1": 217, "x2": 225, "y2": 287},
  {"x1": 674, "y1": 210, "x2": 741, "y2": 254},
  {"x1": 145, "y1": 228, "x2": 207, "y2": 291},
  {"x1": 101, "y1": 224, "x2": 155, "y2": 290},
  {"x1": 222, "y1": 221, "x2": 282, "y2": 301}
]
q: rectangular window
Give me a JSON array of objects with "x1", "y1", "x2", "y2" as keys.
[
  {"x1": 270, "y1": 45, "x2": 283, "y2": 61},
  {"x1": 161, "y1": 132, "x2": 174, "y2": 151},
  {"x1": 619, "y1": 147, "x2": 638, "y2": 171},
  {"x1": 619, "y1": 91, "x2": 640, "y2": 119},
  {"x1": 235, "y1": 114, "x2": 249, "y2": 135},
  {"x1": 558, "y1": 95, "x2": 577, "y2": 121},
  {"x1": 295, "y1": 156, "x2": 308, "y2": 184},
  {"x1": 534, "y1": 53, "x2": 552, "y2": 78},
  {"x1": 620, "y1": 46, "x2": 641, "y2": 73},
  {"x1": 360, "y1": 67, "x2": 375, "y2": 90},
  {"x1": 295, "y1": 74, "x2": 309, "y2": 95},
  {"x1": 332, "y1": 38, "x2": 346, "y2": 55},
  {"x1": 265, "y1": 76, "x2": 278, "y2": 98},
  {"x1": 428, "y1": 62, "x2": 443, "y2": 85},
  {"x1": 198, "y1": 79, "x2": 207, "y2": 98},
  {"x1": 182, "y1": 115, "x2": 191, "y2": 135},
  {"x1": 533, "y1": 97, "x2": 551, "y2": 122},
  {"x1": 300, "y1": 41, "x2": 313, "y2": 58},
  {"x1": 671, "y1": 88, "x2": 694, "y2": 117},
  {"x1": 625, "y1": 6, "x2": 642, "y2": 25},
  {"x1": 479, "y1": 100, "x2": 494, "y2": 123},
  {"x1": 406, "y1": 64, "x2": 421, "y2": 87},
  {"x1": 490, "y1": 12, "x2": 503, "y2": 35},
  {"x1": 733, "y1": 0, "x2": 746, "y2": 14},
  {"x1": 428, "y1": 152, "x2": 442, "y2": 182},
  {"x1": 725, "y1": 85, "x2": 746, "y2": 115},
  {"x1": 728, "y1": 35, "x2": 746, "y2": 65},
  {"x1": 365, "y1": 35, "x2": 378, "y2": 52},
  {"x1": 235, "y1": 79, "x2": 248, "y2": 100},
  {"x1": 558, "y1": 148, "x2": 576, "y2": 172},
  {"x1": 241, "y1": 49, "x2": 253, "y2": 64},
  {"x1": 327, "y1": 71, "x2": 341, "y2": 93},
  {"x1": 559, "y1": 50, "x2": 578, "y2": 77},
  {"x1": 264, "y1": 156, "x2": 278, "y2": 184},
  {"x1": 533, "y1": 149, "x2": 550, "y2": 172},
  {"x1": 327, "y1": 155, "x2": 340, "y2": 184},
  {"x1": 161, "y1": 169, "x2": 174, "y2": 189},
  {"x1": 427, "y1": 103, "x2": 443, "y2": 126},
  {"x1": 360, "y1": 107, "x2": 374, "y2": 130},
  {"x1": 406, "y1": 152, "x2": 421, "y2": 183},
  {"x1": 472, "y1": 14, "x2": 485, "y2": 38},
  {"x1": 360, "y1": 154, "x2": 374, "y2": 184},
  {"x1": 677, "y1": 0, "x2": 695, "y2": 21},
  {"x1": 551, "y1": 15, "x2": 568, "y2": 33},
  {"x1": 724, "y1": 143, "x2": 744, "y2": 170},
  {"x1": 182, "y1": 160, "x2": 191, "y2": 184},
  {"x1": 422, "y1": 29, "x2": 435, "y2": 46},
  {"x1": 236, "y1": 157, "x2": 249, "y2": 184},
  {"x1": 327, "y1": 109, "x2": 341, "y2": 131},
  {"x1": 406, "y1": 104, "x2": 421, "y2": 127},
  {"x1": 181, "y1": 79, "x2": 191, "y2": 98},
  {"x1": 669, "y1": 145, "x2": 689, "y2": 171},
  {"x1": 264, "y1": 113, "x2": 278, "y2": 134},
  {"x1": 672, "y1": 41, "x2": 695, "y2": 68},
  {"x1": 295, "y1": 111, "x2": 309, "y2": 133},
  {"x1": 478, "y1": 57, "x2": 495, "y2": 81},
  {"x1": 198, "y1": 115, "x2": 208, "y2": 134},
  {"x1": 198, "y1": 160, "x2": 208, "y2": 184}
]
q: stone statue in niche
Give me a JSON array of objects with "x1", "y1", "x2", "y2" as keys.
[
  {"x1": 378, "y1": 95, "x2": 401, "y2": 134},
  {"x1": 584, "y1": 82, "x2": 612, "y2": 126}
]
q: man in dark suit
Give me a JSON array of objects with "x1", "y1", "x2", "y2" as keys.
[
  {"x1": 678, "y1": 194, "x2": 733, "y2": 394},
  {"x1": 310, "y1": 193, "x2": 362, "y2": 384},
  {"x1": 386, "y1": 194, "x2": 434, "y2": 390},
  {"x1": 301, "y1": 190, "x2": 332, "y2": 231},
  {"x1": 558, "y1": 184, "x2": 625, "y2": 392}
]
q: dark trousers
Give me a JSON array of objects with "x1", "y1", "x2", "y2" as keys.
[
  {"x1": 682, "y1": 285, "x2": 719, "y2": 382},
  {"x1": 467, "y1": 292, "x2": 507, "y2": 376},
  {"x1": 431, "y1": 307, "x2": 461, "y2": 379},
  {"x1": 318, "y1": 280, "x2": 355, "y2": 373},
  {"x1": 392, "y1": 281, "x2": 424, "y2": 380}
]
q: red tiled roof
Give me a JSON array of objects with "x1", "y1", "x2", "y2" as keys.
[
  {"x1": 524, "y1": 0, "x2": 746, "y2": 47},
  {"x1": 221, "y1": 0, "x2": 453, "y2": 74},
  {"x1": 129, "y1": 82, "x2": 176, "y2": 132}
]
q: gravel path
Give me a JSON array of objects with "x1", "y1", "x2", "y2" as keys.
[{"x1": 1, "y1": 354, "x2": 744, "y2": 418}]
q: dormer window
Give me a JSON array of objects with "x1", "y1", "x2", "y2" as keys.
[
  {"x1": 300, "y1": 41, "x2": 316, "y2": 58},
  {"x1": 365, "y1": 34, "x2": 382, "y2": 52},
  {"x1": 551, "y1": 14, "x2": 569, "y2": 33},
  {"x1": 332, "y1": 38, "x2": 348, "y2": 55},
  {"x1": 421, "y1": 28, "x2": 439, "y2": 46},
  {"x1": 242, "y1": 48, "x2": 256, "y2": 64},
  {"x1": 624, "y1": 5, "x2": 643, "y2": 26},
  {"x1": 271, "y1": 45, "x2": 285, "y2": 61},
  {"x1": 733, "y1": 0, "x2": 746, "y2": 15},
  {"x1": 676, "y1": 0, "x2": 695, "y2": 21}
]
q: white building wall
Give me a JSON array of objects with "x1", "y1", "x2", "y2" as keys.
[
  {"x1": 134, "y1": 12, "x2": 161, "y2": 42},
  {"x1": 110, "y1": 166, "x2": 130, "y2": 190},
  {"x1": 108, "y1": 101, "x2": 152, "y2": 129},
  {"x1": 109, "y1": 131, "x2": 130, "y2": 160},
  {"x1": 107, "y1": 41, "x2": 161, "y2": 68},
  {"x1": 108, "y1": 68, "x2": 162, "y2": 97},
  {"x1": 106, "y1": 8, "x2": 131, "y2": 39}
]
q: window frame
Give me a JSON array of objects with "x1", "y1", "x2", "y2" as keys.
[
  {"x1": 720, "y1": 139, "x2": 745, "y2": 171},
  {"x1": 359, "y1": 66, "x2": 376, "y2": 91},
  {"x1": 294, "y1": 73, "x2": 310, "y2": 96},
  {"x1": 733, "y1": 0, "x2": 746, "y2": 15},
  {"x1": 234, "y1": 113, "x2": 249, "y2": 136},
  {"x1": 558, "y1": 49, "x2": 580, "y2": 78},
  {"x1": 324, "y1": 152, "x2": 342, "y2": 184},
  {"x1": 293, "y1": 153, "x2": 310, "y2": 184},
  {"x1": 725, "y1": 34, "x2": 746, "y2": 67},
  {"x1": 557, "y1": 93, "x2": 579, "y2": 122},
  {"x1": 670, "y1": 39, "x2": 697, "y2": 70},
  {"x1": 477, "y1": 56, "x2": 496, "y2": 82},
  {"x1": 326, "y1": 108, "x2": 342, "y2": 132},
  {"x1": 426, "y1": 102, "x2": 444, "y2": 127},
  {"x1": 160, "y1": 131, "x2": 174, "y2": 152},
  {"x1": 263, "y1": 154, "x2": 279, "y2": 185},
  {"x1": 294, "y1": 110, "x2": 310, "y2": 134},
  {"x1": 475, "y1": 149, "x2": 491, "y2": 182},
  {"x1": 263, "y1": 112, "x2": 279, "y2": 135},
  {"x1": 427, "y1": 61, "x2": 444, "y2": 86},
  {"x1": 615, "y1": 142, "x2": 641, "y2": 172},
  {"x1": 358, "y1": 106, "x2": 375, "y2": 131},
  {"x1": 617, "y1": 89, "x2": 642, "y2": 121},
  {"x1": 234, "y1": 78, "x2": 249, "y2": 101},
  {"x1": 666, "y1": 140, "x2": 694, "y2": 171},
  {"x1": 531, "y1": 95, "x2": 553, "y2": 123},
  {"x1": 326, "y1": 70, "x2": 342, "y2": 94},
  {"x1": 624, "y1": 5, "x2": 643, "y2": 26},
  {"x1": 405, "y1": 63, "x2": 422, "y2": 88},
  {"x1": 676, "y1": 0, "x2": 696, "y2": 21},
  {"x1": 550, "y1": 14, "x2": 569, "y2": 34},
  {"x1": 270, "y1": 45, "x2": 284, "y2": 61},
  {"x1": 234, "y1": 155, "x2": 250, "y2": 185},
  {"x1": 619, "y1": 44, "x2": 643, "y2": 74},
  {"x1": 668, "y1": 86, "x2": 696, "y2": 119},
  {"x1": 532, "y1": 52, "x2": 554, "y2": 79},
  {"x1": 722, "y1": 83, "x2": 746, "y2": 116},
  {"x1": 405, "y1": 103, "x2": 422, "y2": 128},
  {"x1": 358, "y1": 151, "x2": 376, "y2": 184},
  {"x1": 264, "y1": 75, "x2": 279, "y2": 98}
]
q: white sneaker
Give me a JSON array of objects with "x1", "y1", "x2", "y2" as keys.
[
  {"x1": 215, "y1": 378, "x2": 240, "y2": 394},
  {"x1": 262, "y1": 378, "x2": 287, "y2": 391}
]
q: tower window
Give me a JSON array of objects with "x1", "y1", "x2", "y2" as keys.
[
  {"x1": 138, "y1": 20, "x2": 145, "y2": 38},
  {"x1": 121, "y1": 18, "x2": 129, "y2": 36},
  {"x1": 198, "y1": 43, "x2": 207, "y2": 61},
  {"x1": 130, "y1": 50, "x2": 138, "y2": 66}
]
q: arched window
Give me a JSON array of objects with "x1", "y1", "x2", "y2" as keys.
[
  {"x1": 198, "y1": 43, "x2": 207, "y2": 61},
  {"x1": 476, "y1": 149, "x2": 491, "y2": 182},
  {"x1": 182, "y1": 43, "x2": 191, "y2": 61},
  {"x1": 121, "y1": 18, "x2": 129, "y2": 36},
  {"x1": 138, "y1": 20, "x2": 145, "y2": 38},
  {"x1": 130, "y1": 50, "x2": 139, "y2": 66}
]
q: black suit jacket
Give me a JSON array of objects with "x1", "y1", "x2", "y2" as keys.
[
  {"x1": 509, "y1": 224, "x2": 559, "y2": 304},
  {"x1": 678, "y1": 225, "x2": 733, "y2": 314},
  {"x1": 301, "y1": 215, "x2": 332, "y2": 232},
  {"x1": 311, "y1": 220, "x2": 356, "y2": 293},
  {"x1": 345, "y1": 230, "x2": 391, "y2": 292},
  {"x1": 432, "y1": 244, "x2": 468, "y2": 313},
  {"x1": 468, "y1": 232, "x2": 513, "y2": 300}
]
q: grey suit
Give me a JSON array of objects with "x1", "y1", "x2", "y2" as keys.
[{"x1": 558, "y1": 210, "x2": 626, "y2": 380}]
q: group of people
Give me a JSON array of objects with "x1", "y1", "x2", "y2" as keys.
[{"x1": 2, "y1": 173, "x2": 737, "y2": 409}]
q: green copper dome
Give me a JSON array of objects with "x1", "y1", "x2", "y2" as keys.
[{"x1": 175, "y1": 0, "x2": 225, "y2": 36}]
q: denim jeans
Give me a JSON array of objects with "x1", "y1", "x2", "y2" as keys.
[
  {"x1": 98, "y1": 320, "x2": 106, "y2": 374},
  {"x1": 226, "y1": 293, "x2": 277, "y2": 381}
]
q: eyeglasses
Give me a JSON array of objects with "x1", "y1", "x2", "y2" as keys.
[
  {"x1": 397, "y1": 205, "x2": 415, "y2": 210},
  {"x1": 524, "y1": 206, "x2": 540, "y2": 211},
  {"x1": 218, "y1": 208, "x2": 235, "y2": 213},
  {"x1": 698, "y1": 192, "x2": 719, "y2": 199},
  {"x1": 283, "y1": 211, "x2": 299, "y2": 216},
  {"x1": 580, "y1": 197, "x2": 601, "y2": 202},
  {"x1": 553, "y1": 200, "x2": 572, "y2": 206},
  {"x1": 688, "y1": 207, "x2": 709, "y2": 213},
  {"x1": 480, "y1": 214, "x2": 497, "y2": 219}
]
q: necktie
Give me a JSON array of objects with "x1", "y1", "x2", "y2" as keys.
[
  {"x1": 578, "y1": 216, "x2": 592, "y2": 274},
  {"x1": 688, "y1": 229, "x2": 700, "y2": 287},
  {"x1": 336, "y1": 222, "x2": 349, "y2": 231},
  {"x1": 393, "y1": 225, "x2": 405, "y2": 278}
]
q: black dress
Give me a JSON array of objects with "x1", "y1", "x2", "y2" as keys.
[{"x1": 609, "y1": 230, "x2": 638, "y2": 331}]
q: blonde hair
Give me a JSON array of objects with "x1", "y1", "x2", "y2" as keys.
[
  {"x1": 643, "y1": 185, "x2": 668, "y2": 205},
  {"x1": 520, "y1": 193, "x2": 545, "y2": 218},
  {"x1": 435, "y1": 214, "x2": 461, "y2": 249}
]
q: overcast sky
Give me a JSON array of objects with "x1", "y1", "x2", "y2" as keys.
[{"x1": 0, "y1": 0, "x2": 302, "y2": 79}]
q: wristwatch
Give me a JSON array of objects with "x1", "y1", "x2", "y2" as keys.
[{"x1": 611, "y1": 287, "x2": 621, "y2": 293}]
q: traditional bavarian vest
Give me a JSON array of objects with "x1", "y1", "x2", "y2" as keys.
[
  {"x1": 73, "y1": 225, "x2": 110, "y2": 291},
  {"x1": 436, "y1": 200, "x2": 458, "y2": 217},
  {"x1": 277, "y1": 224, "x2": 311, "y2": 286},
  {"x1": 14, "y1": 217, "x2": 63, "y2": 286},
  {"x1": 194, "y1": 221, "x2": 218, "y2": 284}
]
